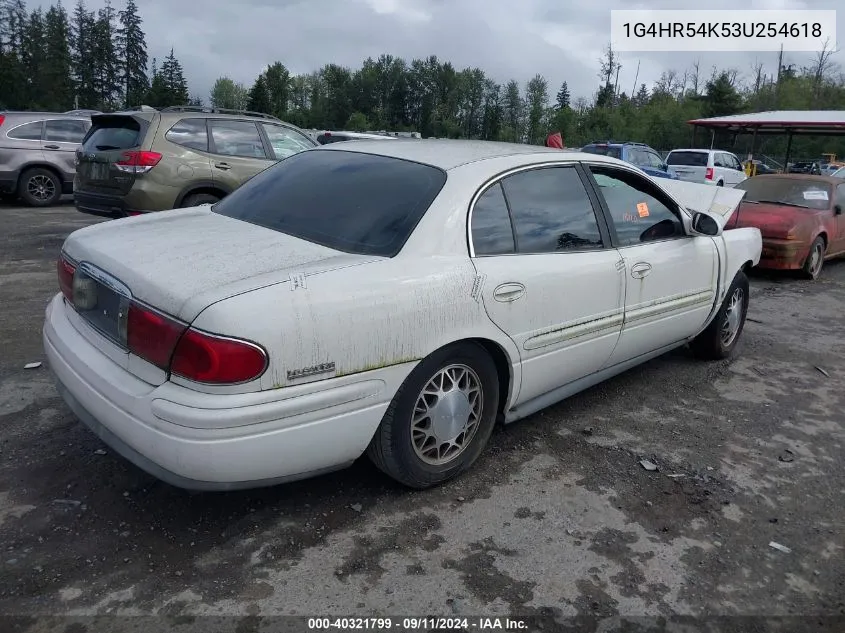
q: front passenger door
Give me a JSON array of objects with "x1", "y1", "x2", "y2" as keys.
[
  {"x1": 585, "y1": 164, "x2": 719, "y2": 367},
  {"x1": 207, "y1": 119, "x2": 275, "y2": 192},
  {"x1": 834, "y1": 184, "x2": 845, "y2": 254},
  {"x1": 469, "y1": 165, "x2": 625, "y2": 406}
]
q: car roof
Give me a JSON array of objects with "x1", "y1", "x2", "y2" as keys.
[
  {"x1": 317, "y1": 138, "x2": 593, "y2": 170},
  {"x1": 669, "y1": 148, "x2": 715, "y2": 153}
]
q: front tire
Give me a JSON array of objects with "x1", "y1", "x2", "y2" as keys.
[
  {"x1": 690, "y1": 271, "x2": 749, "y2": 360},
  {"x1": 366, "y1": 342, "x2": 499, "y2": 489},
  {"x1": 801, "y1": 236, "x2": 825, "y2": 280},
  {"x1": 18, "y1": 168, "x2": 62, "y2": 207},
  {"x1": 181, "y1": 193, "x2": 221, "y2": 207}
]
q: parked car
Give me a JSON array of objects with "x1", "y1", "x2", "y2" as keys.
[
  {"x1": 787, "y1": 161, "x2": 822, "y2": 175},
  {"x1": 580, "y1": 141, "x2": 679, "y2": 180},
  {"x1": 665, "y1": 149, "x2": 747, "y2": 187},
  {"x1": 73, "y1": 106, "x2": 317, "y2": 217},
  {"x1": 315, "y1": 130, "x2": 399, "y2": 144},
  {"x1": 833, "y1": 166, "x2": 845, "y2": 179},
  {"x1": 725, "y1": 174, "x2": 845, "y2": 280},
  {"x1": 45, "y1": 140, "x2": 761, "y2": 491},
  {"x1": 0, "y1": 111, "x2": 92, "y2": 206},
  {"x1": 750, "y1": 160, "x2": 778, "y2": 175}
]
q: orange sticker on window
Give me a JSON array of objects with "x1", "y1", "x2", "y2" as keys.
[{"x1": 637, "y1": 202, "x2": 650, "y2": 218}]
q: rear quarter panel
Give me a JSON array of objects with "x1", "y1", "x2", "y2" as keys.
[{"x1": 188, "y1": 255, "x2": 521, "y2": 402}]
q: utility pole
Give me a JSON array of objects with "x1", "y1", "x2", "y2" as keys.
[{"x1": 631, "y1": 59, "x2": 641, "y2": 99}]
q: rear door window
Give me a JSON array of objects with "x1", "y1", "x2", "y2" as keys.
[
  {"x1": 212, "y1": 149, "x2": 447, "y2": 257},
  {"x1": 165, "y1": 118, "x2": 208, "y2": 151},
  {"x1": 471, "y1": 183, "x2": 515, "y2": 255},
  {"x1": 209, "y1": 120, "x2": 267, "y2": 158},
  {"x1": 7, "y1": 121, "x2": 43, "y2": 140},
  {"x1": 82, "y1": 117, "x2": 142, "y2": 151},
  {"x1": 44, "y1": 119, "x2": 89, "y2": 143}
]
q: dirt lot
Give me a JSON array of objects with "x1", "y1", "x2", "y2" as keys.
[{"x1": 0, "y1": 203, "x2": 843, "y2": 631}]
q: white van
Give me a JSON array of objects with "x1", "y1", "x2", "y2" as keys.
[{"x1": 665, "y1": 149, "x2": 747, "y2": 187}]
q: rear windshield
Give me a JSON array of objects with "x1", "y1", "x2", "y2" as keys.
[
  {"x1": 667, "y1": 151, "x2": 709, "y2": 166},
  {"x1": 580, "y1": 145, "x2": 622, "y2": 160},
  {"x1": 212, "y1": 149, "x2": 447, "y2": 257},
  {"x1": 735, "y1": 177, "x2": 832, "y2": 211},
  {"x1": 82, "y1": 116, "x2": 142, "y2": 151}
]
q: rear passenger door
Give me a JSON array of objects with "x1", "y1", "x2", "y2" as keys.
[
  {"x1": 42, "y1": 118, "x2": 91, "y2": 182},
  {"x1": 207, "y1": 119, "x2": 275, "y2": 192},
  {"x1": 724, "y1": 153, "x2": 747, "y2": 186},
  {"x1": 469, "y1": 164, "x2": 625, "y2": 406}
]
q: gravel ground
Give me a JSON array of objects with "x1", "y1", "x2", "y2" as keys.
[{"x1": 0, "y1": 203, "x2": 843, "y2": 632}]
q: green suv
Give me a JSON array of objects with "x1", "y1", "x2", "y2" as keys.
[{"x1": 73, "y1": 106, "x2": 317, "y2": 216}]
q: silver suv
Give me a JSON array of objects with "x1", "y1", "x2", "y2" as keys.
[{"x1": 0, "y1": 111, "x2": 92, "y2": 206}]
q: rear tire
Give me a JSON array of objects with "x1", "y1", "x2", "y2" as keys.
[
  {"x1": 801, "y1": 236, "x2": 825, "y2": 280},
  {"x1": 366, "y1": 342, "x2": 499, "y2": 489},
  {"x1": 690, "y1": 271, "x2": 749, "y2": 361},
  {"x1": 181, "y1": 193, "x2": 221, "y2": 207},
  {"x1": 18, "y1": 168, "x2": 62, "y2": 207}
]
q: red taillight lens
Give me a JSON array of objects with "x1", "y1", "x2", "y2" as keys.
[
  {"x1": 705, "y1": 167, "x2": 714, "y2": 180},
  {"x1": 57, "y1": 255, "x2": 76, "y2": 302},
  {"x1": 0, "y1": 115, "x2": 5, "y2": 127},
  {"x1": 171, "y1": 329, "x2": 267, "y2": 384},
  {"x1": 114, "y1": 151, "x2": 162, "y2": 174},
  {"x1": 126, "y1": 303, "x2": 186, "y2": 369}
]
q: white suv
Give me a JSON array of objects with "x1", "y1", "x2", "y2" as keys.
[{"x1": 665, "y1": 149, "x2": 747, "y2": 187}]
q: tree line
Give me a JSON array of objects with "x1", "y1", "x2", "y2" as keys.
[
  {"x1": 2, "y1": 0, "x2": 844, "y2": 160},
  {"x1": 0, "y1": 0, "x2": 194, "y2": 112}
]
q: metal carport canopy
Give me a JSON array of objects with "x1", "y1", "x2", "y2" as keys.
[{"x1": 687, "y1": 110, "x2": 845, "y2": 136}]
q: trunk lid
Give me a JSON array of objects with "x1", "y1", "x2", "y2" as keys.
[
  {"x1": 61, "y1": 207, "x2": 382, "y2": 323},
  {"x1": 75, "y1": 113, "x2": 157, "y2": 195},
  {"x1": 728, "y1": 201, "x2": 817, "y2": 237}
]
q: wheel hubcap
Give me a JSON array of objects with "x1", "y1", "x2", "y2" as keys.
[
  {"x1": 809, "y1": 244, "x2": 823, "y2": 277},
  {"x1": 27, "y1": 175, "x2": 55, "y2": 202},
  {"x1": 720, "y1": 288, "x2": 745, "y2": 346},
  {"x1": 411, "y1": 364, "x2": 482, "y2": 466}
]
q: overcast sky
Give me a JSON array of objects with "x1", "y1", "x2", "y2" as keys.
[{"x1": 25, "y1": 0, "x2": 844, "y2": 104}]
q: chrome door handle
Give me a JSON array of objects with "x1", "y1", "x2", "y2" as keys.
[
  {"x1": 214, "y1": 162, "x2": 231, "y2": 171},
  {"x1": 44, "y1": 144, "x2": 61, "y2": 150},
  {"x1": 492, "y1": 282, "x2": 526, "y2": 302},
  {"x1": 630, "y1": 263, "x2": 652, "y2": 279}
]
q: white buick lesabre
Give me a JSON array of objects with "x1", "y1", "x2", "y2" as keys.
[{"x1": 44, "y1": 140, "x2": 762, "y2": 491}]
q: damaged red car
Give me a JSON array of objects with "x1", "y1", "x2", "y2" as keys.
[{"x1": 726, "y1": 175, "x2": 845, "y2": 279}]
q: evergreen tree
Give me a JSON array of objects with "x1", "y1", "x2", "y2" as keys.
[
  {"x1": 92, "y1": 0, "x2": 121, "y2": 109},
  {"x1": 71, "y1": 0, "x2": 96, "y2": 108},
  {"x1": 0, "y1": 0, "x2": 26, "y2": 108},
  {"x1": 116, "y1": 0, "x2": 147, "y2": 107},
  {"x1": 264, "y1": 61, "x2": 290, "y2": 117},
  {"x1": 159, "y1": 48, "x2": 188, "y2": 105},
  {"x1": 22, "y1": 8, "x2": 46, "y2": 108},
  {"x1": 43, "y1": 2, "x2": 74, "y2": 111},
  {"x1": 555, "y1": 81, "x2": 570, "y2": 110},
  {"x1": 246, "y1": 73, "x2": 271, "y2": 113}
]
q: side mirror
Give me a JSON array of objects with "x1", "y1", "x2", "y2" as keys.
[
  {"x1": 691, "y1": 211, "x2": 721, "y2": 236},
  {"x1": 835, "y1": 204, "x2": 842, "y2": 216},
  {"x1": 661, "y1": 163, "x2": 669, "y2": 171}
]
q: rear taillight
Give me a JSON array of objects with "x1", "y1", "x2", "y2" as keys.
[
  {"x1": 125, "y1": 302, "x2": 267, "y2": 384},
  {"x1": 171, "y1": 329, "x2": 267, "y2": 385},
  {"x1": 705, "y1": 167, "x2": 714, "y2": 180},
  {"x1": 0, "y1": 115, "x2": 5, "y2": 127},
  {"x1": 57, "y1": 255, "x2": 75, "y2": 302},
  {"x1": 115, "y1": 150, "x2": 162, "y2": 175},
  {"x1": 126, "y1": 303, "x2": 186, "y2": 369}
]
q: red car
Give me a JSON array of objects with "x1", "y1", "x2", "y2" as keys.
[{"x1": 726, "y1": 174, "x2": 845, "y2": 279}]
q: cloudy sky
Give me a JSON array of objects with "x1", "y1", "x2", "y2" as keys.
[{"x1": 26, "y1": 0, "x2": 844, "y2": 104}]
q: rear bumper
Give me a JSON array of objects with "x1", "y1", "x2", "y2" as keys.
[
  {"x1": 73, "y1": 191, "x2": 140, "y2": 217},
  {"x1": 43, "y1": 294, "x2": 392, "y2": 491},
  {"x1": 0, "y1": 170, "x2": 19, "y2": 195},
  {"x1": 757, "y1": 238, "x2": 808, "y2": 270}
]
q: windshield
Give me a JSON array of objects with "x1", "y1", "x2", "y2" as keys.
[
  {"x1": 735, "y1": 177, "x2": 832, "y2": 211},
  {"x1": 581, "y1": 145, "x2": 622, "y2": 160},
  {"x1": 834, "y1": 167, "x2": 845, "y2": 178},
  {"x1": 212, "y1": 149, "x2": 447, "y2": 257}
]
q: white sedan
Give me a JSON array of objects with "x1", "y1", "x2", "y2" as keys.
[{"x1": 43, "y1": 140, "x2": 762, "y2": 491}]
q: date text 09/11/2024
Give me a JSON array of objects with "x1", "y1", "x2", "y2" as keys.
[{"x1": 307, "y1": 617, "x2": 529, "y2": 630}]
